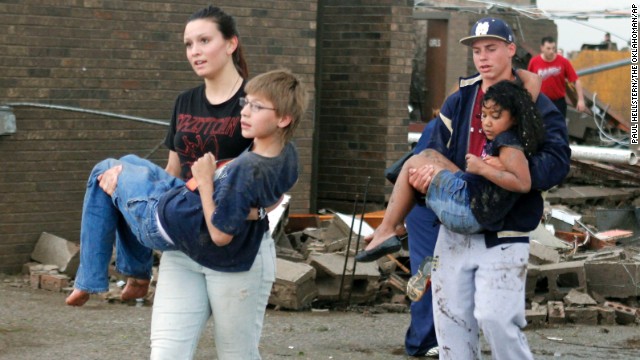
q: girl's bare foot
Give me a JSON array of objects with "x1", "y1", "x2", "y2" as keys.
[
  {"x1": 121, "y1": 278, "x2": 150, "y2": 301},
  {"x1": 66, "y1": 289, "x2": 90, "y2": 306}
]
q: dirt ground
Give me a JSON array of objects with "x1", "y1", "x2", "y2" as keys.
[{"x1": 2, "y1": 273, "x2": 640, "y2": 360}]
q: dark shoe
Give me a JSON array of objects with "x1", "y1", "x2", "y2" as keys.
[
  {"x1": 406, "y1": 256, "x2": 433, "y2": 302},
  {"x1": 355, "y1": 234, "x2": 404, "y2": 262}
]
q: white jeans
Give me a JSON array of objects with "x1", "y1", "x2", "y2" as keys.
[
  {"x1": 150, "y1": 232, "x2": 276, "y2": 360},
  {"x1": 432, "y1": 227, "x2": 533, "y2": 360}
]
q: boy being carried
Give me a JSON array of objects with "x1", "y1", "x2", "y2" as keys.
[{"x1": 66, "y1": 69, "x2": 307, "y2": 306}]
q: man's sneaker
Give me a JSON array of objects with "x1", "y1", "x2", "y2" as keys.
[
  {"x1": 425, "y1": 346, "x2": 439, "y2": 358},
  {"x1": 406, "y1": 256, "x2": 433, "y2": 302}
]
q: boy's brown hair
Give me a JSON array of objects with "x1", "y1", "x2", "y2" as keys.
[{"x1": 244, "y1": 69, "x2": 308, "y2": 141}]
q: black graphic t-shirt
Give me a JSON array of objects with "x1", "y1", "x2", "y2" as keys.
[{"x1": 164, "y1": 83, "x2": 252, "y2": 180}]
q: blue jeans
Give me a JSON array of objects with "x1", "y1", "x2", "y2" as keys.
[
  {"x1": 426, "y1": 170, "x2": 483, "y2": 234},
  {"x1": 150, "y1": 233, "x2": 276, "y2": 360},
  {"x1": 74, "y1": 155, "x2": 182, "y2": 293}
]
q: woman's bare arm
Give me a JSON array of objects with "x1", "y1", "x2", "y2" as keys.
[{"x1": 165, "y1": 150, "x2": 181, "y2": 177}]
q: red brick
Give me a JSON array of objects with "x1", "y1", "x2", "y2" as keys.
[{"x1": 40, "y1": 274, "x2": 69, "y2": 292}]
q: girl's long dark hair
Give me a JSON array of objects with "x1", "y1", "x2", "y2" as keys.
[
  {"x1": 188, "y1": 6, "x2": 249, "y2": 79},
  {"x1": 482, "y1": 80, "x2": 545, "y2": 157}
]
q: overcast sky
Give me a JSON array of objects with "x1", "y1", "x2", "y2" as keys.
[{"x1": 536, "y1": 0, "x2": 632, "y2": 53}]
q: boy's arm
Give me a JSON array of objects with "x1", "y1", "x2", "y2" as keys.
[
  {"x1": 465, "y1": 147, "x2": 531, "y2": 193},
  {"x1": 192, "y1": 153, "x2": 234, "y2": 246}
]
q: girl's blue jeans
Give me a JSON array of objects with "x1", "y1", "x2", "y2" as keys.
[
  {"x1": 425, "y1": 169, "x2": 483, "y2": 234},
  {"x1": 73, "y1": 155, "x2": 182, "y2": 293}
]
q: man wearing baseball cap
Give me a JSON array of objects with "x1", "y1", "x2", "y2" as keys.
[{"x1": 407, "y1": 17, "x2": 570, "y2": 360}]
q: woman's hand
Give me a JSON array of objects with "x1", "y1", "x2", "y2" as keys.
[{"x1": 97, "y1": 165, "x2": 123, "y2": 196}]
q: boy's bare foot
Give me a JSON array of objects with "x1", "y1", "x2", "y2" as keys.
[
  {"x1": 121, "y1": 278, "x2": 150, "y2": 301},
  {"x1": 66, "y1": 289, "x2": 90, "y2": 306}
]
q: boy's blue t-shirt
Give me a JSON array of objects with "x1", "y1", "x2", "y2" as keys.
[{"x1": 157, "y1": 142, "x2": 298, "y2": 272}]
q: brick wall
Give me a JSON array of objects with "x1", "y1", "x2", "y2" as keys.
[
  {"x1": 315, "y1": 0, "x2": 414, "y2": 212},
  {"x1": 0, "y1": 0, "x2": 317, "y2": 273}
]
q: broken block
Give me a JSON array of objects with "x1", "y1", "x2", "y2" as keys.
[
  {"x1": 536, "y1": 261, "x2": 586, "y2": 301},
  {"x1": 567, "y1": 248, "x2": 624, "y2": 262},
  {"x1": 525, "y1": 302, "x2": 547, "y2": 327},
  {"x1": 529, "y1": 240, "x2": 560, "y2": 265},
  {"x1": 603, "y1": 301, "x2": 638, "y2": 325},
  {"x1": 22, "y1": 262, "x2": 43, "y2": 275},
  {"x1": 269, "y1": 258, "x2": 317, "y2": 310},
  {"x1": 547, "y1": 301, "x2": 566, "y2": 325},
  {"x1": 584, "y1": 261, "x2": 640, "y2": 298},
  {"x1": 525, "y1": 264, "x2": 541, "y2": 301},
  {"x1": 563, "y1": 288, "x2": 597, "y2": 306},
  {"x1": 565, "y1": 307, "x2": 598, "y2": 325},
  {"x1": 275, "y1": 247, "x2": 306, "y2": 263},
  {"x1": 30, "y1": 274, "x2": 41, "y2": 289},
  {"x1": 307, "y1": 253, "x2": 379, "y2": 304},
  {"x1": 30, "y1": 232, "x2": 80, "y2": 276},
  {"x1": 592, "y1": 305, "x2": 616, "y2": 325},
  {"x1": 40, "y1": 274, "x2": 70, "y2": 292}
]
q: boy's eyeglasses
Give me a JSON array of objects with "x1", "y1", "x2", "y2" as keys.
[{"x1": 239, "y1": 97, "x2": 276, "y2": 113}]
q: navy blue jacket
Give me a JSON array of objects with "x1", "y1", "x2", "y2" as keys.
[{"x1": 427, "y1": 71, "x2": 571, "y2": 247}]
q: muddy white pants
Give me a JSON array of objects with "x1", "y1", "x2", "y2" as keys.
[
  {"x1": 431, "y1": 226, "x2": 533, "y2": 360},
  {"x1": 150, "y1": 232, "x2": 276, "y2": 360}
]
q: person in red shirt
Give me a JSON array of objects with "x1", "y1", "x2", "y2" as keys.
[{"x1": 528, "y1": 36, "x2": 586, "y2": 117}]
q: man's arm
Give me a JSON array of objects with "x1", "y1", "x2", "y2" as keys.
[
  {"x1": 573, "y1": 79, "x2": 586, "y2": 112},
  {"x1": 528, "y1": 96, "x2": 572, "y2": 190}
]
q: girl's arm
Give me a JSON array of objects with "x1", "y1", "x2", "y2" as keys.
[
  {"x1": 465, "y1": 147, "x2": 531, "y2": 193},
  {"x1": 191, "y1": 153, "x2": 234, "y2": 246}
]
